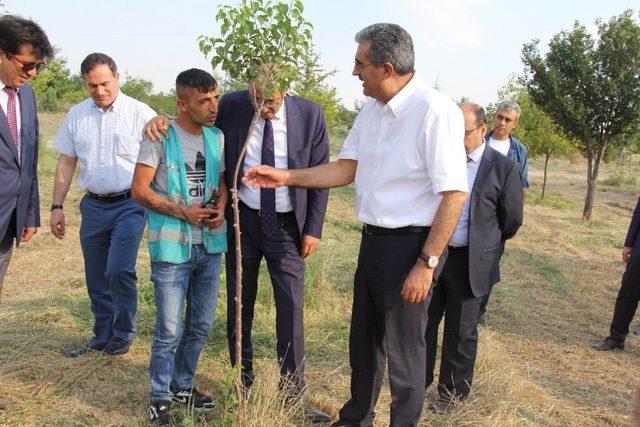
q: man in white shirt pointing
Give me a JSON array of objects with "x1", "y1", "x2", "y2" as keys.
[{"x1": 244, "y1": 23, "x2": 468, "y2": 427}]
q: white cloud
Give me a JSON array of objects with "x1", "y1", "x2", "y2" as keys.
[{"x1": 397, "y1": 0, "x2": 488, "y2": 46}]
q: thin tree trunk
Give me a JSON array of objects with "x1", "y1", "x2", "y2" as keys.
[
  {"x1": 232, "y1": 112, "x2": 261, "y2": 397},
  {"x1": 582, "y1": 144, "x2": 607, "y2": 220},
  {"x1": 541, "y1": 152, "x2": 550, "y2": 200}
]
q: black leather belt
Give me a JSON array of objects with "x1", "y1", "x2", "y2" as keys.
[
  {"x1": 363, "y1": 223, "x2": 429, "y2": 235},
  {"x1": 238, "y1": 200, "x2": 295, "y2": 218},
  {"x1": 87, "y1": 189, "x2": 132, "y2": 203},
  {"x1": 448, "y1": 245, "x2": 468, "y2": 252}
]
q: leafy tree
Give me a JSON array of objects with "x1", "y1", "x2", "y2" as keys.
[
  {"x1": 522, "y1": 9, "x2": 640, "y2": 219},
  {"x1": 291, "y1": 47, "x2": 342, "y2": 128},
  {"x1": 198, "y1": 0, "x2": 313, "y2": 389},
  {"x1": 31, "y1": 53, "x2": 85, "y2": 112},
  {"x1": 121, "y1": 76, "x2": 177, "y2": 115}
]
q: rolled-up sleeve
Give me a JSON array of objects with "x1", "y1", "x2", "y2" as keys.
[
  {"x1": 425, "y1": 106, "x2": 468, "y2": 195},
  {"x1": 338, "y1": 111, "x2": 363, "y2": 161}
]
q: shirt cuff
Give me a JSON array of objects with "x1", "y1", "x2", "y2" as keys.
[
  {"x1": 432, "y1": 180, "x2": 469, "y2": 195},
  {"x1": 338, "y1": 148, "x2": 358, "y2": 161}
]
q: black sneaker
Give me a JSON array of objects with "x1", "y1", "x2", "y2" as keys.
[
  {"x1": 149, "y1": 400, "x2": 171, "y2": 426},
  {"x1": 171, "y1": 387, "x2": 215, "y2": 410}
]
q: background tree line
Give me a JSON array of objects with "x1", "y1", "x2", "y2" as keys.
[{"x1": 31, "y1": 48, "x2": 357, "y2": 135}]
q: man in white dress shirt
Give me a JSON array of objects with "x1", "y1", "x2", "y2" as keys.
[
  {"x1": 244, "y1": 23, "x2": 468, "y2": 427},
  {"x1": 50, "y1": 53, "x2": 155, "y2": 358}
]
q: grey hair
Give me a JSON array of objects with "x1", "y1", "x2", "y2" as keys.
[
  {"x1": 496, "y1": 100, "x2": 521, "y2": 119},
  {"x1": 459, "y1": 102, "x2": 487, "y2": 127},
  {"x1": 354, "y1": 23, "x2": 414, "y2": 75}
]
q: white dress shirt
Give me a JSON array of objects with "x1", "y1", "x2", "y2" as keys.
[
  {"x1": 54, "y1": 92, "x2": 156, "y2": 194},
  {"x1": 0, "y1": 81, "x2": 21, "y2": 150},
  {"x1": 339, "y1": 73, "x2": 468, "y2": 228},
  {"x1": 240, "y1": 99, "x2": 293, "y2": 212},
  {"x1": 488, "y1": 136, "x2": 510, "y2": 157},
  {"x1": 449, "y1": 143, "x2": 486, "y2": 247}
]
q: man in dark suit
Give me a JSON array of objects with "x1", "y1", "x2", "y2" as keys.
[
  {"x1": 591, "y1": 194, "x2": 640, "y2": 351},
  {"x1": 143, "y1": 81, "x2": 330, "y2": 422},
  {"x1": 425, "y1": 102, "x2": 524, "y2": 413},
  {"x1": 0, "y1": 15, "x2": 53, "y2": 303}
]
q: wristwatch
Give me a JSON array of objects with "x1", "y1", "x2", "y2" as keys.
[
  {"x1": 50, "y1": 204, "x2": 63, "y2": 211},
  {"x1": 418, "y1": 252, "x2": 439, "y2": 269}
]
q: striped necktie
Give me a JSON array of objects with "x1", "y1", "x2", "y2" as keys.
[{"x1": 3, "y1": 86, "x2": 19, "y2": 152}]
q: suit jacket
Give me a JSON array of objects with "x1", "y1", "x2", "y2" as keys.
[
  {"x1": 0, "y1": 82, "x2": 40, "y2": 246},
  {"x1": 215, "y1": 91, "x2": 329, "y2": 238},
  {"x1": 467, "y1": 146, "x2": 523, "y2": 297}
]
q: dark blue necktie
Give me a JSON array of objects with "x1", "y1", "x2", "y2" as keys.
[{"x1": 260, "y1": 118, "x2": 277, "y2": 235}]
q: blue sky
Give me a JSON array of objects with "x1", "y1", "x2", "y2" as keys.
[{"x1": 7, "y1": 0, "x2": 639, "y2": 108}]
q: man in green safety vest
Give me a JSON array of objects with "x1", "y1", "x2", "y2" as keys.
[{"x1": 131, "y1": 68, "x2": 227, "y2": 425}]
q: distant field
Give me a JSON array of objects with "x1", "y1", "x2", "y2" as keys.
[{"x1": 0, "y1": 113, "x2": 638, "y2": 425}]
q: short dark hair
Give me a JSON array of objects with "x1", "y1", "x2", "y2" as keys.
[
  {"x1": 0, "y1": 15, "x2": 53, "y2": 59},
  {"x1": 80, "y1": 53, "x2": 117, "y2": 76},
  {"x1": 176, "y1": 68, "x2": 218, "y2": 99},
  {"x1": 355, "y1": 23, "x2": 414, "y2": 76}
]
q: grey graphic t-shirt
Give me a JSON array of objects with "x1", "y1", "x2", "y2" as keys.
[{"x1": 137, "y1": 120, "x2": 225, "y2": 244}]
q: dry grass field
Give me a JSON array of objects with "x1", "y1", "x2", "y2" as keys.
[{"x1": 1, "y1": 112, "x2": 639, "y2": 426}]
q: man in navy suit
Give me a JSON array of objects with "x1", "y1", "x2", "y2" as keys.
[
  {"x1": 0, "y1": 15, "x2": 53, "y2": 303},
  {"x1": 425, "y1": 102, "x2": 524, "y2": 413},
  {"x1": 143, "y1": 80, "x2": 331, "y2": 422},
  {"x1": 592, "y1": 194, "x2": 640, "y2": 351}
]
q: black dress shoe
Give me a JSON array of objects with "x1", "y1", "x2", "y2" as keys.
[
  {"x1": 591, "y1": 337, "x2": 625, "y2": 351},
  {"x1": 303, "y1": 403, "x2": 333, "y2": 423},
  {"x1": 104, "y1": 337, "x2": 132, "y2": 355},
  {"x1": 65, "y1": 342, "x2": 106, "y2": 358}
]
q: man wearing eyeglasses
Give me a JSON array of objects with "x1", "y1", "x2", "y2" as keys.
[
  {"x1": 243, "y1": 23, "x2": 469, "y2": 427},
  {"x1": 0, "y1": 15, "x2": 53, "y2": 303},
  {"x1": 142, "y1": 74, "x2": 331, "y2": 422},
  {"x1": 50, "y1": 53, "x2": 156, "y2": 358},
  {"x1": 425, "y1": 102, "x2": 523, "y2": 414}
]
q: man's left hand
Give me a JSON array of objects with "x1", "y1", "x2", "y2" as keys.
[
  {"x1": 21, "y1": 227, "x2": 37, "y2": 243},
  {"x1": 204, "y1": 206, "x2": 225, "y2": 228},
  {"x1": 301, "y1": 234, "x2": 320, "y2": 259},
  {"x1": 401, "y1": 263, "x2": 433, "y2": 304}
]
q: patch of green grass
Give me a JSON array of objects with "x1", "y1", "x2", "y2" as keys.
[
  {"x1": 600, "y1": 172, "x2": 639, "y2": 187},
  {"x1": 528, "y1": 192, "x2": 575, "y2": 210}
]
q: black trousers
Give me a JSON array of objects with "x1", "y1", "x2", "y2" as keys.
[
  {"x1": 609, "y1": 252, "x2": 640, "y2": 342},
  {"x1": 226, "y1": 203, "x2": 306, "y2": 389},
  {"x1": 338, "y1": 228, "x2": 430, "y2": 427},
  {"x1": 425, "y1": 247, "x2": 483, "y2": 402}
]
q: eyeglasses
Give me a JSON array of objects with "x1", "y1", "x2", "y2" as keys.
[
  {"x1": 5, "y1": 52, "x2": 46, "y2": 74},
  {"x1": 353, "y1": 60, "x2": 377, "y2": 71},
  {"x1": 464, "y1": 125, "x2": 483, "y2": 136}
]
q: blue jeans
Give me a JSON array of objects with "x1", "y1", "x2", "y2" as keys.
[
  {"x1": 79, "y1": 196, "x2": 146, "y2": 346},
  {"x1": 149, "y1": 244, "x2": 222, "y2": 401}
]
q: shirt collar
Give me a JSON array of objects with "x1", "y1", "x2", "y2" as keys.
[
  {"x1": 467, "y1": 142, "x2": 485, "y2": 163},
  {"x1": 379, "y1": 72, "x2": 423, "y2": 117},
  {"x1": 93, "y1": 91, "x2": 123, "y2": 112},
  {"x1": 0, "y1": 80, "x2": 20, "y2": 93},
  {"x1": 273, "y1": 96, "x2": 286, "y2": 120}
]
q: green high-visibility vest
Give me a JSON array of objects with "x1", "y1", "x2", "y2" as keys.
[{"x1": 147, "y1": 125, "x2": 227, "y2": 263}]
